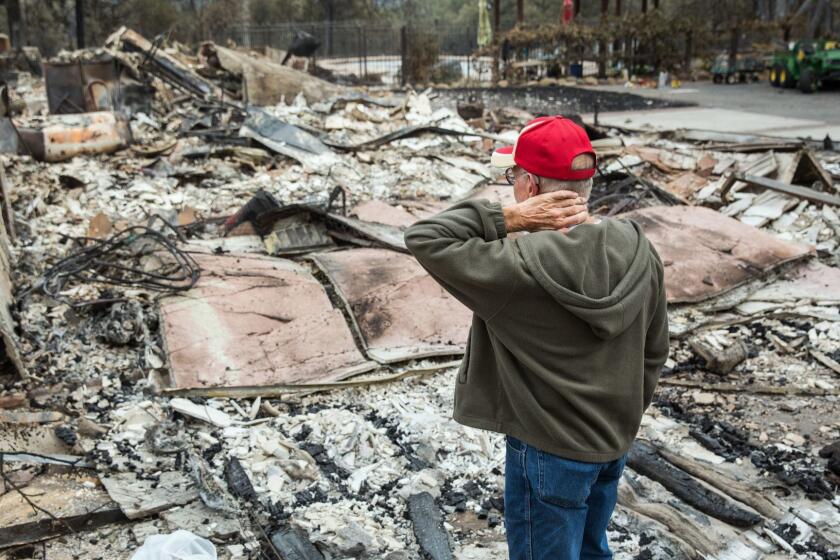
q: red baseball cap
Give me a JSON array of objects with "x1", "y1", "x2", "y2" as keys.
[{"x1": 491, "y1": 116, "x2": 596, "y2": 181}]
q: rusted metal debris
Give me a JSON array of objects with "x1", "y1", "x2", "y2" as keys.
[
  {"x1": 240, "y1": 107, "x2": 332, "y2": 164},
  {"x1": 625, "y1": 205, "x2": 813, "y2": 303},
  {"x1": 160, "y1": 253, "x2": 375, "y2": 389},
  {"x1": 106, "y1": 27, "x2": 220, "y2": 100},
  {"x1": 43, "y1": 58, "x2": 121, "y2": 114},
  {"x1": 310, "y1": 248, "x2": 472, "y2": 364},
  {"x1": 15, "y1": 111, "x2": 132, "y2": 162},
  {"x1": 199, "y1": 42, "x2": 346, "y2": 106}
]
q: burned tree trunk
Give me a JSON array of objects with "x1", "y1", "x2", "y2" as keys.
[
  {"x1": 728, "y1": 25, "x2": 740, "y2": 80},
  {"x1": 76, "y1": 0, "x2": 85, "y2": 49},
  {"x1": 5, "y1": 0, "x2": 27, "y2": 48},
  {"x1": 492, "y1": 0, "x2": 500, "y2": 83},
  {"x1": 599, "y1": 0, "x2": 609, "y2": 78},
  {"x1": 627, "y1": 441, "x2": 762, "y2": 528},
  {"x1": 683, "y1": 30, "x2": 693, "y2": 74}
]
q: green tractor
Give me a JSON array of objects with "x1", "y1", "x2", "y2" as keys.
[{"x1": 769, "y1": 40, "x2": 840, "y2": 93}]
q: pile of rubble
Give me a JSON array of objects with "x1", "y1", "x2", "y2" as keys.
[{"x1": 0, "y1": 29, "x2": 838, "y2": 560}]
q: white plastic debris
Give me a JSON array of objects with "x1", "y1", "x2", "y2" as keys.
[
  {"x1": 170, "y1": 398, "x2": 233, "y2": 428},
  {"x1": 131, "y1": 530, "x2": 217, "y2": 560}
]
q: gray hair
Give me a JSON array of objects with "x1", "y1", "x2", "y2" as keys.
[{"x1": 534, "y1": 176, "x2": 593, "y2": 200}]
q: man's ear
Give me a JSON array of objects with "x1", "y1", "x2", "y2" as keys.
[{"x1": 528, "y1": 175, "x2": 540, "y2": 198}]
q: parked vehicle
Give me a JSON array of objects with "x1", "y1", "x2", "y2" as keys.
[
  {"x1": 711, "y1": 53, "x2": 764, "y2": 84},
  {"x1": 770, "y1": 40, "x2": 840, "y2": 93}
]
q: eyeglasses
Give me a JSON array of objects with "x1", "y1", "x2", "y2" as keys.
[{"x1": 504, "y1": 167, "x2": 516, "y2": 185}]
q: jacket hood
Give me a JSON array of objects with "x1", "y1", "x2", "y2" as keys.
[{"x1": 517, "y1": 219, "x2": 653, "y2": 340}]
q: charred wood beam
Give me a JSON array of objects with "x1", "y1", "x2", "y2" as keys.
[
  {"x1": 270, "y1": 526, "x2": 325, "y2": 560},
  {"x1": 407, "y1": 493, "x2": 453, "y2": 560},
  {"x1": 627, "y1": 441, "x2": 762, "y2": 527},
  {"x1": 654, "y1": 447, "x2": 784, "y2": 520},
  {"x1": 0, "y1": 507, "x2": 126, "y2": 549},
  {"x1": 224, "y1": 457, "x2": 257, "y2": 503}
]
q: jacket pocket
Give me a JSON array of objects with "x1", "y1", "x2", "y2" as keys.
[
  {"x1": 537, "y1": 451, "x2": 601, "y2": 508},
  {"x1": 458, "y1": 331, "x2": 471, "y2": 384}
]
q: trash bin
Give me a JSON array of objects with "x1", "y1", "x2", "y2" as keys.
[{"x1": 569, "y1": 63, "x2": 583, "y2": 78}]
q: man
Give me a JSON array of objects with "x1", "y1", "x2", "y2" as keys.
[{"x1": 404, "y1": 116, "x2": 669, "y2": 560}]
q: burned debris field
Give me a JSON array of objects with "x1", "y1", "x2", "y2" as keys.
[
  {"x1": 435, "y1": 84, "x2": 693, "y2": 117},
  {"x1": 0, "y1": 19, "x2": 839, "y2": 560}
]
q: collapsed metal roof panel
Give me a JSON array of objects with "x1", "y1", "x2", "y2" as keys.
[
  {"x1": 160, "y1": 253, "x2": 375, "y2": 389},
  {"x1": 310, "y1": 248, "x2": 472, "y2": 364},
  {"x1": 625, "y1": 205, "x2": 813, "y2": 303}
]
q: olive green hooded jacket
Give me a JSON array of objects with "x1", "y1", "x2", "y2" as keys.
[{"x1": 405, "y1": 199, "x2": 669, "y2": 462}]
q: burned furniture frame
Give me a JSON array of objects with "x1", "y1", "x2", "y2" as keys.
[{"x1": 43, "y1": 58, "x2": 121, "y2": 114}]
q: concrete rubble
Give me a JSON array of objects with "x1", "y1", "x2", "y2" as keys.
[{"x1": 0, "y1": 30, "x2": 838, "y2": 560}]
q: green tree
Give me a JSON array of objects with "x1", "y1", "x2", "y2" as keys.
[{"x1": 123, "y1": 0, "x2": 179, "y2": 38}]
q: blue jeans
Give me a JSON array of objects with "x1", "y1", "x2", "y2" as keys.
[{"x1": 504, "y1": 436, "x2": 627, "y2": 560}]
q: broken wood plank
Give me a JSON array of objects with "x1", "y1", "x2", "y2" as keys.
[
  {"x1": 100, "y1": 471, "x2": 198, "y2": 520},
  {"x1": 654, "y1": 447, "x2": 784, "y2": 520},
  {"x1": 163, "y1": 361, "x2": 461, "y2": 399},
  {"x1": 0, "y1": 474, "x2": 126, "y2": 548},
  {"x1": 688, "y1": 336, "x2": 748, "y2": 374},
  {"x1": 613, "y1": 505, "x2": 703, "y2": 559},
  {"x1": 659, "y1": 378, "x2": 835, "y2": 396},
  {"x1": 627, "y1": 441, "x2": 762, "y2": 528},
  {"x1": 734, "y1": 173, "x2": 840, "y2": 206},
  {"x1": 0, "y1": 451, "x2": 92, "y2": 467},
  {"x1": 810, "y1": 349, "x2": 840, "y2": 377},
  {"x1": 0, "y1": 409, "x2": 65, "y2": 423},
  {"x1": 617, "y1": 483, "x2": 717, "y2": 556},
  {"x1": 407, "y1": 492, "x2": 453, "y2": 560},
  {"x1": 767, "y1": 332, "x2": 796, "y2": 354}
]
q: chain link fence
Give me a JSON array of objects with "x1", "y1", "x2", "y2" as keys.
[{"x1": 216, "y1": 21, "x2": 487, "y2": 86}]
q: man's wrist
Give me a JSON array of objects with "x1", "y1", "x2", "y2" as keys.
[{"x1": 503, "y1": 206, "x2": 522, "y2": 233}]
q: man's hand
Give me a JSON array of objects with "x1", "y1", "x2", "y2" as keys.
[{"x1": 503, "y1": 190, "x2": 589, "y2": 233}]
